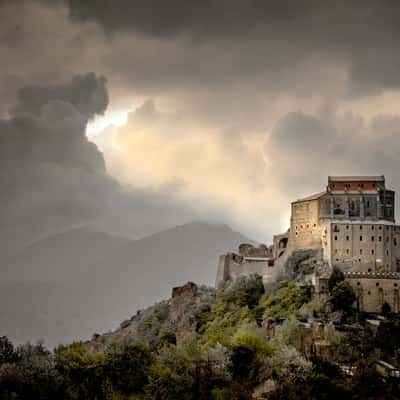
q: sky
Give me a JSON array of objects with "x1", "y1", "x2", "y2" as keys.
[{"x1": 2, "y1": 0, "x2": 400, "y2": 244}]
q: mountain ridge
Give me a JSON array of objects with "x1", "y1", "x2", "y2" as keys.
[{"x1": 0, "y1": 221, "x2": 252, "y2": 346}]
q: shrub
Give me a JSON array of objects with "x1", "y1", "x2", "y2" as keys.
[{"x1": 262, "y1": 281, "x2": 308, "y2": 319}]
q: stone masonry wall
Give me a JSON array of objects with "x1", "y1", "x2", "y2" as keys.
[
  {"x1": 290, "y1": 199, "x2": 322, "y2": 250},
  {"x1": 346, "y1": 273, "x2": 400, "y2": 313}
]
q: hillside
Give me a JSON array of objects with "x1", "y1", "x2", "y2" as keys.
[
  {"x1": 2, "y1": 274, "x2": 400, "y2": 400},
  {"x1": 0, "y1": 222, "x2": 251, "y2": 346}
]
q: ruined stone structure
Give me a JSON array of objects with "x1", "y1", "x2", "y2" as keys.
[{"x1": 216, "y1": 176, "x2": 400, "y2": 313}]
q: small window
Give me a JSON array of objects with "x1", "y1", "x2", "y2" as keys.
[
  {"x1": 346, "y1": 225, "x2": 349, "y2": 229},
  {"x1": 346, "y1": 249, "x2": 350, "y2": 254},
  {"x1": 386, "y1": 250, "x2": 389, "y2": 256},
  {"x1": 313, "y1": 223, "x2": 316, "y2": 228},
  {"x1": 360, "y1": 225, "x2": 363, "y2": 230},
  {"x1": 379, "y1": 226, "x2": 382, "y2": 230},
  {"x1": 371, "y1": 225, "x2": 374, "y2": 230},
  {"x1": 379, "y1": 236, "x2": 382, "y2": 242},
  {"x1": 371, "y1": 236, "x2": 374, "y2": 241},
  {"x1": 395, "y1": 238, "x2": 397, "y2": 246},
  {"x1": 359, "y1": 258, "x2": 362, "y2": 262},
  {"x1": 360, "y1": 236, "x2": 363, "y2": 241},
  {"x1": 357, "y1": 282, "x2": 361, "y2": 286},
  {"x1": 306, "y1": 224, "x2": 309, "y2": 228},
  {"x1": 346, "y1": 235, "x2": 349, "y2": 241},
  {"x1": 368, "y1": 268, "x2": 372, "y2": 272},
  {"x1": 395, "y1": 283, "x2": 398, "y2": 287},
  {"x1": 334, "y1": 235, "x2": 338, "y2": 241},
  {"x1": 335, "y1": 249, "x2": 338, "y2": 254},
  {"x1": 371, "y1": 249, "x2": 375, "y2": 255},
  {"x1": 386, "y1": 236, "x2": 389, "y2": 242},
  {"x1": 367, "y1": 200, "x2": 370, "y2": 207},
  {"x1": 376, "y1": 282, "x2": 380, "y2": 287},
  {"x1": 368, "y1": 291, "x2": 371, "y2": 295},
  {"x1": 360, "y1": 249, "x2": 363, "y2": 255}
]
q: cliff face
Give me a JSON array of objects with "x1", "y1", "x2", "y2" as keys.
[{"x1": 86, "y1": 282, "x2": 215, "y2": 351}]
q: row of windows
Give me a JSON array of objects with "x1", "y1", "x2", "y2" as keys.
[
  {"x1": 333, "y1": 235, "x2": 397, "y2": 245},
  {"x1": 356, "y1": 281, "x2": 399, "y2": 288},
  {"x1": 295, "y1": 223, "x2": 317, "y2": 230},
  {"x1": 334, "y1": 248, "x2": 390, "y2": 256},
  {"x1": 334, "y1": 224, "x2": 395, "y2": 231},
  {"x1": 331, "y1": 183, "x2": 376, "y2": 189}
]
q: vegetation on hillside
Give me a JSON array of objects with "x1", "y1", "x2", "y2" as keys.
[{"x1": 1, "y1": 273, "x2": 400, "y2": 399}]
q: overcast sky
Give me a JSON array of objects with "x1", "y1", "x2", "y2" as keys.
[{"x1": 2, "y1": 0, "x2": 400, "y2": 243}]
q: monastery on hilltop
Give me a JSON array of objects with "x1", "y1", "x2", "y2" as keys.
[{"x1": 216, "y1": 175, "x2": 400, "y2": 313}]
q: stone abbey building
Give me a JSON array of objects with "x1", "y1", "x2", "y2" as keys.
[{"x1": 216, "y1": 176, "x2": 400, "y2": 313}]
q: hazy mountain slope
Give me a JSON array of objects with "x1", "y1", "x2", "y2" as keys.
[
  {"x1": 2, "y1": 227, "x2": 131, "y2": 283},
  {"x1": 0, "y1": 222, "x2": 251, "y2": 346}
]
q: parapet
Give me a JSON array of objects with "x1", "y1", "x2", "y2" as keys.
[{"x1": 344, "y1": 271, "x2": 400, "y2": 280}]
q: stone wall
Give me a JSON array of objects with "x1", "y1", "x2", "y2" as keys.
[
  {"x1": 290, "y1": 199, "x2": 322, "y2": 250},
  {"x1": 215, "y1": 253, "x2": 275, "y2": 286},
  {"x1": 326, "y1": 222, "x2": 400, "y2": 273},
  {"x1": 346, "y1": 272, "x2": 400, "y2": 313}
]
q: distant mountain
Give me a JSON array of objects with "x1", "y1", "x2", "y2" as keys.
[{"x1": 0, "y1": 222, "x2": 251, "y2": 346}]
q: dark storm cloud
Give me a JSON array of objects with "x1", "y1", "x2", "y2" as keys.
[
  {"x1": 65, "y1": 0, "x2": 304, "y2": 37},
  {"x1": 0, "y1": 73, "x2": 193, "y2": 253},
  {"x1": 0, "y1": 74, "x2": 110, "y2": 244},
  {"x1": 14, "y1": 73, "x2": 108, "y2": 119},
  {"x1": 2, "y1": 0, "x2": 400, "y2": 244},
  {"x1": 265, "y1": 109, "x2": 400, "y2": 203},
  {"x1": 64, "y1": 0, "x2": 400, "y2": 96}
]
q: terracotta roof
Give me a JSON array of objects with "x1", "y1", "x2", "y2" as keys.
[{"x1": 328, "y1": 175, "x2": 384, "y2": 182}]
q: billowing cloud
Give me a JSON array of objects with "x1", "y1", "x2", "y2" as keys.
[
  {"x1": 96, "y1": 98, "x2": 400, "y2": 242},
  {"x1": 0, "y1": 74, "x2": 194, "y2": 255},
  {"x1": 2, "y1": 0, "x2": 400, "y2": 244}
]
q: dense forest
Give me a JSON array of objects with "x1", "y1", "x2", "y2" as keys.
[{"x1": 1, "y1": 270, "x2": 400, "y2": 399}]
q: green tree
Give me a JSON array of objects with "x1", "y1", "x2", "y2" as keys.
[
  {"x1": 106, "y1": 340, "x2": 152, "y2": 396},
  {"x1": 261, "y1": 281, "x2": 308, "y2": 319},
  {"x1": 328, "y1": 267, "x2": 345, "y2": 292},
  {"x1": 144, "y1": 346, "x2": 194, "y2": 400},
  {"x1": 54, "y1": 342, "x2": 109, "y2": 400},
  {"x1": 330, "y1": 281, "x2": 356, "y2": 313},
  {"x1": 0, "y1": 336, "x2": 15, "y2": 364},
  {"x1": 351, "y1": 361, "x2": 386, "y2": 400},
  {"x1": 200, "y1": 275, "x2": 264, "y2": 347}
]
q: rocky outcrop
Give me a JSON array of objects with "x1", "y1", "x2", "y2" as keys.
[
  {"x1": 170, "y1": 282, "x2": 214, "y2": 345},
  {"x1": 85, "y1": 282, "x2": 215, "y2": 351}
]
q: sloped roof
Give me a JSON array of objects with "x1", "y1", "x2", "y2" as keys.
[{"x1": 292, "y1": 191, "x2": 327, "y2": 204}]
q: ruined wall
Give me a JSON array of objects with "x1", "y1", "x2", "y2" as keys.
[
  {"x1": 215, "y1": 253, "x2": 274, "y2": 287},
  {"x1": 346, "y1": 273, "x2": 400, "y2": 313},
  {"x1": 273, "y1": 232, "x2": 289, "y2": 259}
]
